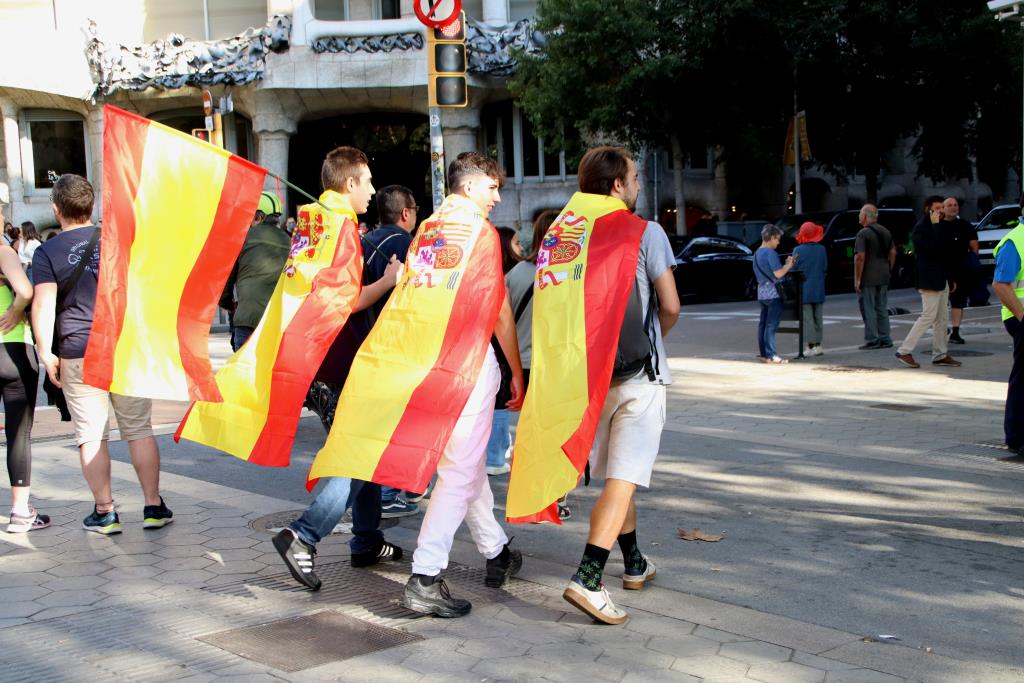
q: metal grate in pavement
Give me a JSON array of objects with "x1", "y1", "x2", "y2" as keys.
[
  {"x1": 204, "y1": 557, "x2": 545, "y2": 627},
  {"x1": 868, "y1": 403, "x2": 929, "y2": 412},
  {"x1": 933, "y1": 442, "x2": 1024, "y2": 471},
  {"x1": 199, "y1": 609, "x2": 422, "y2": 672},
  {"x1": 815, "y1": 365, "x2": 890, "y2": 373}
]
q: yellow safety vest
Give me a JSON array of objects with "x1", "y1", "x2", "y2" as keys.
[{"x1": 994, "y1": 222, "x2": 1024, "y2": 321}]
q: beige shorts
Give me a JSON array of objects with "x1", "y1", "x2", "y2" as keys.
[
  {"x1": 60, "y1": 357, "x2": 154, "y2": 446},
  {"x1": 589, "y1": 382, "x2": 666, "y2": 488}
]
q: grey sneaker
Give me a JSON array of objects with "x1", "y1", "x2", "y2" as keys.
[
  {"x1": 402, "y1": 574, "x2": 472, "y2": 618},
  {"x1": 7, "y1": 507, "x2": 50, "y2": 533}
]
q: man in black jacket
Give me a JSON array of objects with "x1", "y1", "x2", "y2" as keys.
[{"x1": 895, "y1": 197, "x2": 962, "y2": 369}]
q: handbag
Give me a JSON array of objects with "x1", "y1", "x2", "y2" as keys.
[{"x1": 753, "y1": 254, "x2": 786, "y2": 301}]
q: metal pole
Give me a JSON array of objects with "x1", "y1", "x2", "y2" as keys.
[
  {"x1": 1020, "y1": 35, "x2": 1023, "y2": 192},
  {"x1": 203, "y1": 0, "x2": 211, "y2": 40},
  {"x1": 429, "y1": 107, "x2": 445, "y2": 211},
  {"x1": 793, "y1": 88, "x2": 803, "y2": 214}
]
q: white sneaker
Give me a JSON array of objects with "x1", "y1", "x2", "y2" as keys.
[
  {"x1": 563, "y1": 578, "x2": 628, "y2": 625},
  {"x1": 812, "y1": 345, "x2": 824, "y2": 356},
  {"x1": 622, "y1": 556, "x2": 656, "y2": 590},
  {"x1": 804, "y1": 345, "x2": 815, "y2": 356},
  {"x1": 486, "y1": 463, "x2": 511, "y2": 476}
]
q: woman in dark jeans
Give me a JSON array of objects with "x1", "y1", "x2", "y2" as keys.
[{"x1": 753, "y1": 224, "x2": 796, "y2": 363}]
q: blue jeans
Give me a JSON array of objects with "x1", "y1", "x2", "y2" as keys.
[
  {"x1": 381, "y1": 486, "x2": 402, "y2": 504},
  {"x1": 485, "y1": 409, "x2": 510, "y2": 468},
  {"x1": 231, "y1": 326, "x2": 254, "y2": 351},
  {"x1": 758, "y1": 298, "x2": 784, "y2": 359},
  {"x1": 289, "y1": 477, "x2": 383, "y2": 553}
]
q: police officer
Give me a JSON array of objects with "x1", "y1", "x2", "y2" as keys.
[{"x1": 992, "y1": 196, "x2": 1024, "y2": 459}]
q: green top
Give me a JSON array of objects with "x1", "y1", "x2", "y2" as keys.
[
  {"x1": 225, "y1": 218, "x2": 292, "y2": 329},
  {"x1": 0, "y1": 284, "x2": 31, "y2": 344}
]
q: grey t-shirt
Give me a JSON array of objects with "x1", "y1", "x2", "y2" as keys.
[
  {"x1": 854, "y1": 223, "x2": 893, "y2": 287},
  {"x1": 506, "y1": 259, "x2": 535, "y2": 368},
  {"x1": 626, "y1": 221, "x2": 676, "y2": 386}
]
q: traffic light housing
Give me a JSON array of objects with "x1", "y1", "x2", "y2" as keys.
[
  {"x1": 427, "y1": 12, "x2": 467, "y2": 108},
  {"x1": 192, "y1": 128, "x2": 212, "y2": 143}
]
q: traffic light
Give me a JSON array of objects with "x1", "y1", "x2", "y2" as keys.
[
  {"x1": 427, "y1": 12, "x2": 467, "y2": 108},
  {"x1": 192, "y1": 128, "x2": 212, "y2": 143}
]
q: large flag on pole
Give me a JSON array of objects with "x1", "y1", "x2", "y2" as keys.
[
  {"x1": 176, "y1": 191, "x2": 362, "y2": 466},
  {"x1": 506, "y1": 193, "x2": 647, "y2": 523},
  {"x1": 83, "y1": 105, "x2": 266, "y2": 402},
  {"x1": 307, "y1": 194, "x2": 504, "y2": 492}
]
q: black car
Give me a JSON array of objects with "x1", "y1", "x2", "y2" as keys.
[
  {"x1": 773, "y1": 209, "x2": 916, "y2": 292},
  {"x1": 674, "y1": 235, "x2": 756, "y2": 303}
]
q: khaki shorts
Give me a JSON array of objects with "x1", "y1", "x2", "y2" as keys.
[
  {"x1": 60, "y1": 357, "x2": 154, "y2": 446},
  {"x1": 589, "y1": 382, "x2": 666, "y2": 488}
]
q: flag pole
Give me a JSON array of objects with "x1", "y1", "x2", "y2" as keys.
[{"x1": 268, "y1": 172, "x2": 392, "y2": 263}]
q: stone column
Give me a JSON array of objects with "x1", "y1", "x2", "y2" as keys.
[
  {"x1": 0, "y1": 97, "x2": 24, "y2": 221},
  {"x1": 86, "y1": 105, "x2": 105, "y2": 220},
  {"x1": 441, "y1": 106, "x2": 481, "y2": 172},
  {"x1": 253, "y1": 111, "x2": 298, "y2": 212},
  {"x1": 482, "y1": 0, "x2": 509, "y2": 25}
]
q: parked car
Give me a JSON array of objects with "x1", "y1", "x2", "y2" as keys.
[
  {"x1": 771, "y1": 209, "x2": 916, "y2": 292},
  {"x1": 975, "y1": 204, "x2": 1020, "y2": 280},
  {"x1": 674, "y1": 235, "x2": 756, "y2": 303}
]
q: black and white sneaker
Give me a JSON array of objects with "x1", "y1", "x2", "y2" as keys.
[
  {"x1": 402, "y1": 574, "x2": 471, "y2": 618},
  {"x1": 485, "y1": 542, "x2": 522, "y2": 588},
  {"x1": 273, "y1": 528, "x2": 321, "y2": 591},
  {"x1": 380, "y1": 498, "x2": 419, "y2": 518},
  {"x1": 351, "y1": 540, "x2": 404, "y2": 568},
  {"x1": 143, "y1": 497, "x2": 173, "y2": 529}
]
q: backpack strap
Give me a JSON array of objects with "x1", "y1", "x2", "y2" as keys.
[
  {"x1": 513, "y1": 284, "x2": 534, "y2": 324},
  {"x1": 866, "y1": 224, "x2": 891, "y2": 259}
]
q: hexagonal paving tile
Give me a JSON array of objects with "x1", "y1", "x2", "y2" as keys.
[
  {"x1": 0, "y1": 586, "x2": 50, "y2": 602},
  {"x1": 598, "y1": 644, "x2": 674, "y2": 671},
  {"x1": 646, "y1": 634, "x2": 720, "y2": 658},
  {"x1": 204, "y1": 560, "x2": 267, "y2": 575},
  {"x1": 29, "y1": 605, "x2": 96, "y2": 621},
  {"x1": 626, "y1": 613, "x2": 697, "y2": 637},
  {"x1": 43, "y1": 562, "x2": 102, "y2": 578},
  {"x1": 622, "y1": 670, "x2": 700, "y2": 683},
  {"x1": 671, "y1": 654, "x2": 751, "y2": 680},
  {"x1": 529, "y1": 642, "x2": 604, "y2": 665},
  {"x1": 401, "y1": 649, "x2": 480, "y2": 675},
  {"x1": 41, "y1": 575, "x2": 107, "y2": 592},
  {"x1": 0, "y1": 601, "x2": 44, "y2": 618},
  {"x1": 749, "y1": 661, "x2": 827, "y2": 683},
  {"x1": 693, "y1": 625, "x2": 752, "y2": 643},
  {"x1": 100, "y1": 565, "x2": 163, "y2": 580},
  {"x1": 201, "y1": 536, "x2": 262, "y2": 550},
  {"x1": 719, "y1": 640, "x2": 793, "y2": 665},
  {"x1": 456, "y1": 636, "x2": 532, "y2": 659},
  {"x1": 157, "y1": 569, "x2": 216, "y2": 585},
  {"x1": 97, "y1": 579, "x2": 165, "y2": 596},
  {"x1": 35, "y1": 589, "x2": 105, "y2": 608},
  {"x1": 155, "y1": 557, "x2": 214, "y2": 571},
  {"x1": 201, "y1": 547, "x2": 261, "y2": 562},
  {"x1": 155, "y1": 545, "x2": 209, "y2": 559},
  {"x1": 824, "y1": 670, "x2": 905, "y2": 683}
]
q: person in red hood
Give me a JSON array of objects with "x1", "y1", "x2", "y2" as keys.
[{"x1": 793, "y1": 222, "x2": 827, "y2": 356}]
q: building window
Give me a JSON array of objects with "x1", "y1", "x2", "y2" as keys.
[
  {"x1": 508, "y1": 0, "x2": 536, "y2": 22},
  {"x1": 482, "y1": 101, "x2": 515, "y2": 179},
  {"x1": 21, "y1": 110, "x2": 88, "y2": 194},
  {"x1": 483, "y1": 102, "x2": 578, "y2": 182},
  {"x1": 143, "y1": 0, "x2": 268, "y2": 41},
  {"x1": 312, "y1": 0, "x2": 349, "y2": 21},
  {"x1": 377, "y1": 0, "x2": 401, "y2": 19}
]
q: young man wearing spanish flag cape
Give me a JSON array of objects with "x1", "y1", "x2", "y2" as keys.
[
  {"x1": 510, "y1": 147, "x2": 680, "y2": 625},
  {"x1": 307, "y1": 152, "x2": 526, "y2": 618}
]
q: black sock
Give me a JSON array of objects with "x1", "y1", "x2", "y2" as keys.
[
  {"x1": 574, "y1": 544, "x2": 610, "y2": 591},
  {"x1": 617, "y1": 530, "x2": 647, "y2": 572},
  {"x1": 413, "y1": 573, "x2": 437, "y2": 586}
]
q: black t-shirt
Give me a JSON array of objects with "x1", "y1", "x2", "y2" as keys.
[
  {"x1": 314, "y1": 224, "x2": 412, "y2": 386},
  {"x1": 32, "y1": 226, "x2": 101, "y2": 359},
  {"x1": 944, "y1": 217, "x2": 978, "y2": 277}
]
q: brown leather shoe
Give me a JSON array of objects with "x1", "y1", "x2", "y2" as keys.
[
  {"x1": 895, "y1": 353, "x2": 920, "y2": 368},
  {"x1": 932, "y1": 355, "x2": 962, "y2": 367}
]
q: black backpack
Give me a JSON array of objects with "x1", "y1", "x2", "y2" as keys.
[{"x1": 612, "y1": 280, "x2": 657, "y2": 382}]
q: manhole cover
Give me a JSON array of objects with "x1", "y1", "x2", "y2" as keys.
[
  {"x1": 205, "y1": 557, "x2": 546, "y2": 628},
  {"x1": 814, "y1": 365, "x2": 890, "y2": 373},
  {"x1": 248, "y1": 510, "x2": 398, "y2": 534},
  {"x1": 945, "y1": 350, "x2": 993, "y2": 357},
  {"x1": 198, "y1": 609, "x2": 422, "y2": 672},
  {"x1": 869, "y1": 403, "x2": 928, "y2": 412}
]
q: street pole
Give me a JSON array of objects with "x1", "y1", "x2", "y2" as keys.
[
  {"x1": 429, "y1": 107, "x2": 445, "y2": 211},
  {"x1": 793, "y1": 88, "x2": 803, "y2": 214}
]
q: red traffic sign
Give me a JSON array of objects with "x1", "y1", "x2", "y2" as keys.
[{"x1": 415, "y1": 0, "x2": 462, "y2": 28}]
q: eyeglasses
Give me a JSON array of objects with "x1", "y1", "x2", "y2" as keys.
[{"x1": 407, "y1": 206, "x2": 419, "y2": 213}]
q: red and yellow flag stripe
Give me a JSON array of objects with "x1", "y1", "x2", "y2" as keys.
[
  {"x1": 84, "y1": 105, "x2": 266, "y2": 401},
  {"x1": 308, "y1": 194, "x2": 504, "y2": 492},
  {"x1": 506, "y1": 193, "x2": 647, "y2": 523},
  {"x1": 176, "y1": 191, "x2": 362, "y2": 465}
]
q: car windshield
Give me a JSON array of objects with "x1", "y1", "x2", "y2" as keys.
[{"x1": 977, "y1": 206, "x2": 1020, "y2": 232}]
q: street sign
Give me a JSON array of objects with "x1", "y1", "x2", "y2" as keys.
[{"x1": 414, "y1": 0, "x2": 462, "y2": 28}]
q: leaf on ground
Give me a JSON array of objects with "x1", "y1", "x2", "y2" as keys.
[{"x1": 677, "y1": 528, "x2": 724, "y2": 542}]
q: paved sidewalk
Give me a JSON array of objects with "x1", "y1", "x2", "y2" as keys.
[{"x1": 1, "y1": 322, "x2": 1023, "y2": 682}]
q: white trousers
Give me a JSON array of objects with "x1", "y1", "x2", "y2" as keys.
[
  {"x1": 411, "y1": 347, "x2": 508, "y2": 576},
  {"x1": 897, "y1": 286, "x2": 949, "y2": 361}
]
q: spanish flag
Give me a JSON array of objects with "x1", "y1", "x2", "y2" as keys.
[
  {"x1": 506, "y1": 193, "x2": 647, "y2": 523},
  {"x1": 176, "y1": 191, "x2": 362, "y2": 465},
  {"x1": 308, "y1": 194, "x2": 504, "y2": 491},
  {"x1": 84, "y1": 105, "x2": 266, "y2": 401}
]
